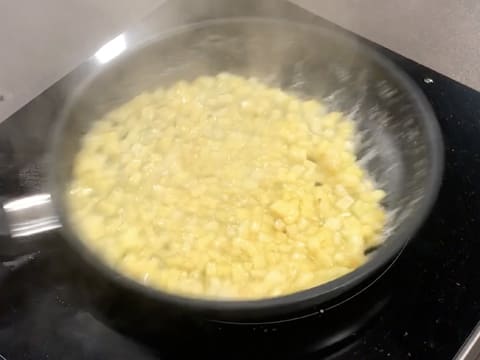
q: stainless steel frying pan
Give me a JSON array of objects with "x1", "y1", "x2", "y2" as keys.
[{"x1": 0, "y1": 18, "x2": 443, "y2": 322}]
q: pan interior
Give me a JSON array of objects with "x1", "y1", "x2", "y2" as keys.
[{"x1": 53, "y1": 19, "x2": 435, "y2": 298}]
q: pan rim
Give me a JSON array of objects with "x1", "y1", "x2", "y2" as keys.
[{"x1": 49, "y1": 16, "x2": 444, "y2": 317}]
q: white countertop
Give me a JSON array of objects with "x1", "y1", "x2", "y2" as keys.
[
  {"x1": 0, "y1": 0, "x2": 160, "y2": 121},
  {"x1": 292, "y1": 0, "x2": 480, "y2": 90},
  {"x1": 1, "y1": 0, "x2": 479, "y2": 122}
]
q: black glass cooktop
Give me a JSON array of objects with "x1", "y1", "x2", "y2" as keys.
[{"x1": 1, "y1": 7, "x2": 480, "y2": 360}]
